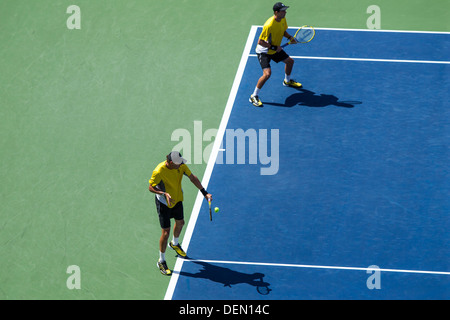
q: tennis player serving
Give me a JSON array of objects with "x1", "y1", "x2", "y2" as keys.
[
  {"x1": 149, "y1": 151, "x2": 212, "y2": 275},
  {"x1": 249, "y1": 2, "x2": 302, "y2": 108}
]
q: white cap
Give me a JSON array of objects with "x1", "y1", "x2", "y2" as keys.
[{"x1": 168, "y1": 151, "x2": 187, "y2": 165}]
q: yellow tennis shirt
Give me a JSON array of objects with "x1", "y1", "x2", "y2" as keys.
[
  {"x1": 149, "y1": 161, "x2": 192, "y2": 208},
  {"x1": 256, "y1": 16, "x2": 288, "y2": 55}
]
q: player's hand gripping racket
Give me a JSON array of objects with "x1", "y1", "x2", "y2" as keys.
[{"x1": 282, "y1": 25, "x2": 315, "y2": 48}]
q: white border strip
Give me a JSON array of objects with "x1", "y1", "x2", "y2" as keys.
[
  {"x1": 184, "y1": 259, "x2": 450, "y2": 276},
  {"x1": 164, "y1": 25, "x2": 259, "y2": 301},
  {"x1": 248, "y1": 54, "x2": 450, "y2": 64}
]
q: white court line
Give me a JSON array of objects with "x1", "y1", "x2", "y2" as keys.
[
  {"x1": 248, "y1": 54, "x2": 450, "y2": 65},
  {"x1": 163, "y1": 25, "x2": 259, "y2": 301},
  {"x1": 276, "y1": 26, "x2": 450, "y2": 35},
  {"x1": 182, "y1": 259, "x2": 450, "y2": 276},
  {"x1": 307, "y1": 27, "x2": 450, "y2": 35}
]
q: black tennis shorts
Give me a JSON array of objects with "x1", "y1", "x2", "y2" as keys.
[
  {"x1": 155, "y1": 198, "x2": 184, "y2": 229},
  {"x1": 257, "y1": 50, "x2": 290, "y2": 69}
]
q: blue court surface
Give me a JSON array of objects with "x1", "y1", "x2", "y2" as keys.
[{"x1": 167, "y1": 28, "x2": 450, "y2": 299}]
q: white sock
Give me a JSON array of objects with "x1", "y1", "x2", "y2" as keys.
[
  {"x1": 285, "y1": 74, "x2": 291, "y2": 82},
  {"x1": 252, "y1": 87, "x2": 261, "y2": 97},
  {"x1": 159, "y1": 251, "x2": 165, "y2": 262},
  {"x1": 172, "y1": 236, "x2": 179, "y2": 246}
]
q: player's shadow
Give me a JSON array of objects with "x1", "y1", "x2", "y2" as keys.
[
  {"x1": 178, "y1": 260, "x2": 272, "y2": 295},
  {"x1": 264, "y1": 88, "x2": 361, "y2": 108}
]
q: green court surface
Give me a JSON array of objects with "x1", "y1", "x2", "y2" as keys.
[{"x1": 1, "y1": 0, "x2": 448, "y2": 299}]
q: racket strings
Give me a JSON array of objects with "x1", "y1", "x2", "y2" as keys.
[{"x1": 295, "y1": 27, "x2": 314, "y2": 43}]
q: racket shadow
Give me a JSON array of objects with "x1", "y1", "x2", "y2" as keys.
[
  {"x1": 264, "y1": 88, "x2": 361, "y2": 109},
  {"x1": 178, "y1": 259, "x2": 272, "y2": 295}
]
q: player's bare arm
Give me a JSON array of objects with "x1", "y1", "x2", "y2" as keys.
[
  {"x1": 189, "y1": 174, "x2": 212, "y2": 201},
  {"x1": 148, "y1": 184, "x2": 175, "y2": 206},
  {"x1": 284, "y1": 31, "x2": 297, "y2": 43}
]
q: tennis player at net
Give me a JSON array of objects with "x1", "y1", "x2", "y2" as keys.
[{"x1": 249, "y1": 2, "x2": 302, "y2": 108}]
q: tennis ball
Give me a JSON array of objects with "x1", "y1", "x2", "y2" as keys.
[{"x1": 214, "y1": 207, "x2": 219, "y2": 213}]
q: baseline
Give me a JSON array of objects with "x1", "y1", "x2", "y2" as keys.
[{"x1": 181, "y1": 259, "x2": 450, "y2": 276}]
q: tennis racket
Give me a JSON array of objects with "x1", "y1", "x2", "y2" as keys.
[
  {"x1": 208, "y1": 198, "x2": 212, "y2": 221},
  {"x1": 281, "y1": 25, "x2": 315, "y2": 48}
]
